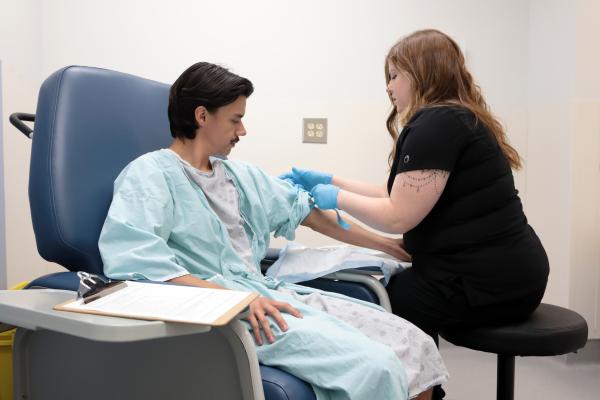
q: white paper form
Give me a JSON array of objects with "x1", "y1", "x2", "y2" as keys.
[{"x1": 58, "y1": 281, "x2": 257, "y2": 325}]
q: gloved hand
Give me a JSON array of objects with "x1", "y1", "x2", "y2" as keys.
[
  {"x1": 278, "y1": 167, "x2": 332, "y2": 191},
  {"x1": 310, "y1": 184, "x2": 340, "y2": 210}
]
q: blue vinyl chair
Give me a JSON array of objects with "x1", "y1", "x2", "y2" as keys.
[{"x1": 9, "y1": 65, "x2": 387, "y2": 400}]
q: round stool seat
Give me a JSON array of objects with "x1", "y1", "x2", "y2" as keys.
[{"x1": 440, "y1": 303, "x2": 588, "y2": 357}]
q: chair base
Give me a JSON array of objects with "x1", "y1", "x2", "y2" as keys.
[
  {"x1": 440, "y1": 303, "x2": 588, "y2": 400},
  {"x1": 497, "y1": 355, "x2": 514, "y2": 400}
]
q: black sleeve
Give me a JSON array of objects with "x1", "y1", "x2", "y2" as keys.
[{"x1": 395, "y1": 107, "x2": 466, "y2": 174}]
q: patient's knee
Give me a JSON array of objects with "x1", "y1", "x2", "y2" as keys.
[
  {"x1": 359, "y1": 346, "x2": 408, "y2": 396},
  {"x1": 363, "y1": 346, "x2": 405, "y2": 379}
]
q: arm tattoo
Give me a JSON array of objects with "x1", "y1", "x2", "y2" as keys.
[{"x1": 401, "y1": 170, "x2": 449, "y2": 194}]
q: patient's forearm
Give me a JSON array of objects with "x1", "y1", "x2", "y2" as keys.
[
  {"x1": 168, "y1": 274, "x2": 226, "y2": 289},
  {"x1": 301, "y1": 209, "x2": 396, "y2": 255}
]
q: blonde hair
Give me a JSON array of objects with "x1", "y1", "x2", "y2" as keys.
[{"x1": 385, "y1": 29, "x2": 521, "y2": 170}]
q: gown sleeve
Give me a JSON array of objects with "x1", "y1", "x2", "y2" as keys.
[
  {"x1": 99, "y1": 157, "x2": 190, "y2": 282},
  {"x1": 241, "y1": 162, "x2": 312, "y2": 240}
]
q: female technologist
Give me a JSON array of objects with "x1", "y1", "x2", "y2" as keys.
[{"x1": 282, "y1": 29, "x2": 549, "y2": 345}]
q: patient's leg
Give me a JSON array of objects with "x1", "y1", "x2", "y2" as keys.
[
  {"x1": 279, "y1": 289, "x2": 448, "y2": 399},
  {"x1": 252, "y1": 303, "x2": 409, "y2": 400}
]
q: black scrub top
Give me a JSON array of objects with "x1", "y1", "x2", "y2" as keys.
[{"x1": 388, "y1": 106, "x2": 549, "y2": 306}]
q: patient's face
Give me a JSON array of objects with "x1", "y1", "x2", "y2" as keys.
[{"x1": 203, "y1": 96, "x2": 247, "y2": 156}]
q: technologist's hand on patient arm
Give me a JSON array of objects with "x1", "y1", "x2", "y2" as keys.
[{"x1": 169, "y1": 274, "x2": 303, "y2": 345}]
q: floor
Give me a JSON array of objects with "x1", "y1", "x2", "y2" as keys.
[{"x1": 439, "y1": 339, "x2": 600, "y2": 399}]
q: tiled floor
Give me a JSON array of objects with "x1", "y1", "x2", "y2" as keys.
[{"x1": 439, "y1": 339, "x2": 600, "y2": 399}]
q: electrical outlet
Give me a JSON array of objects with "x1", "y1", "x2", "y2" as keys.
[{"x1": 302, "y1": 118, "x2": 327, "y2": 144}]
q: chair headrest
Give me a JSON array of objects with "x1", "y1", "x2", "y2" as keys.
[{"x1": 30, "y1": 66, "x2": 172, "y2": 273}]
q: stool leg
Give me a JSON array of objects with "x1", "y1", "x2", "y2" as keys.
[{"x1": 497, "y1": 354, "x2": 515, "y2": 400}]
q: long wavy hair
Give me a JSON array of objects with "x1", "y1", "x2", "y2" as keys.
[{"x1": 384, "y1": 29, "x2": 521, "y2": 170}]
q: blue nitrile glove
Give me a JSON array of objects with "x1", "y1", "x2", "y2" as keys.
[
  {"x1": 278, "y1": 167, "x2": 332, "y2": 191},
  {"x1": 311, "y1": 184, "x2": 340, "y2": 210},
  {"x1": 309, "y1": 184, "x2": 350, "y2": 230}
]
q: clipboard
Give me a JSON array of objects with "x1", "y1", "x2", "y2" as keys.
[{"x1": 54, "y1": 281, "x2": 259, "y2": 326}]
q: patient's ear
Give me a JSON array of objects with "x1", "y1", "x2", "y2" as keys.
[{"x1": 194, "y1": 106, "x2": 208, "y2": 127}]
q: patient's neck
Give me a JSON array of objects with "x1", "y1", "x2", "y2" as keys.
[{"x1": 169, "y1": 138, "x2": 212, "y2": 172}]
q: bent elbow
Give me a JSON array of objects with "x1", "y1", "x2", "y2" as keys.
[{"x1": 387, "y1": 216, "x2": 421, "y2": 235}]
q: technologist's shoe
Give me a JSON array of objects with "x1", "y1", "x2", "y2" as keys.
[{"x1": 432, "y1": 386, "x2": 446, "y2": 400}]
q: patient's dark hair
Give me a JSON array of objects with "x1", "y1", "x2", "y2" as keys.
[{"x1": 168, "y1": 62, "x2": 254, "y2": 139}]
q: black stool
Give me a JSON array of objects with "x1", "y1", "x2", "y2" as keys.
[{"x1": 440, "y1": 303, "x2": 588, "y2": 400}]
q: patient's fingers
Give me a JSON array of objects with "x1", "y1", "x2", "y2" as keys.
[
  {"x1": 257, "y1": 310, "x2": 275, "y2": 344},
  {"x1": 273, "y1": 300, "x2": 303, "y2": 319},
  {"x1": 245, "y1": 297, "x2": 282, "y2": 345},
  {"x1": 396, "y1": 247, "x2": 412, "y2": 262},
  {"x1": 264, "y1": 305, "x2": 288, "y2": 332},
  {"x1": 246, "y1": 314, "x2": 263, "y2": 345},
  {"x1": 244, "y1": 297, "x2": 304, "y2": 345},
  {"x1": 389, "y1": 238, "x2": 413, "y2": 261}
]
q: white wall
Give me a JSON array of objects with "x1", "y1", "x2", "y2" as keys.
[
  {"x1": 2, "y1": 0, "x2": 597, "y2": 337},
  {"x1": 570, "y1": 0, "x2": 600, "y2": 338},
  {"x1": 0, "y1": 0, "x2": 62, "y2": 288},
  {"x1": 526, "y1": 0, "x2": 577, "y2": 317},
  {"x1": 36, "y1": 0, "x2": 530, "y2": 244},
  {"x1": 527, "y1": 0, "x2": 600, "y2": 337}
]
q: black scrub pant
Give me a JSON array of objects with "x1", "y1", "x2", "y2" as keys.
[{"x1": 386, "y1": 268, "x2": 546, "y2": 399}]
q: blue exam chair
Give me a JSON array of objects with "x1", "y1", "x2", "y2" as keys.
[{"x1": 9, "y1": 65, "x2": 387, "y2": 400}]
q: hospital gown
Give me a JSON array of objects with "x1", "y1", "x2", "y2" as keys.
[{"x1": 99, "y1": 149, "x2": 448, "y2": 400}]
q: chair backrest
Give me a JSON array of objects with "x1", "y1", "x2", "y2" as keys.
[{"x1": 30, "y1": 66, "x2": 171, "y2": 274}]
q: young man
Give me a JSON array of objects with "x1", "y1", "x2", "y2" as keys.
[{"x1": 99, "y1": 62, "x2": 447, "y2": 400}]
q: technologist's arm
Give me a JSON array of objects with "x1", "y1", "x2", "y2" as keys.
[
  {"x1": 331, "y1": 175, "x2": 389, "y2": 198},
  {"x1": 338, "y1": 169, "x2": 450, "y2": 234},
  {"x1": 301, "y1": 208, "x2": 411, "y2": 261}
]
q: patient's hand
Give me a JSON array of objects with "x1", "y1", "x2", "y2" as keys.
[
  {"x1": 385, "y1": 238, "x2": 412, "y2": 262},
  {"x1": 245, "y1": 297, "x2": 303, "y2": 345}
]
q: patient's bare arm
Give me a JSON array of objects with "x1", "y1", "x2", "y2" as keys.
[
  {"x1": 169, "y1": 274, "x2": 226, "y2": 289},
  {"x1": 301, "y1": 208, "x2": 411, "y2": 261}
]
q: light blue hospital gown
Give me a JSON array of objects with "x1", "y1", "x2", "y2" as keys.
[{"x1": 99, "y1": 149, "x2": 448, "y2": 400}]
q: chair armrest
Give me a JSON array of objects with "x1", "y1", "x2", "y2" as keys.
[
  {"x1": 261, "y1": 248, "x2": 392, "y2": 312},
  {"x1": 260, "y1": 249, "x2": 279, "y2": 273},
  {"x1": 318, "y1": 271, "x2": 391, "y2": 312}
]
